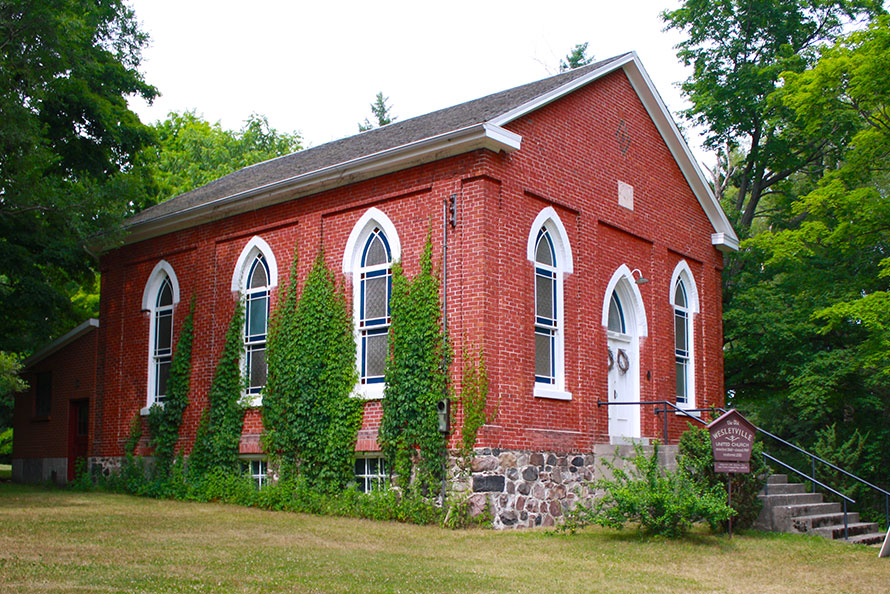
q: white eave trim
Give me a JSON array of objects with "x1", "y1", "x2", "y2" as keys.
[
  {"x1": 23, "y1": 318, "x2": 99, "y2": 369},
  {"x1": 122, "y1": 123, "x2": 521, "y2": 246},
  {"x1": 493, "y1": 52, "x2": 739, "y2": 253},
  {"x1": 711, "y1": 233, "x2": 740, "y2": 252}
]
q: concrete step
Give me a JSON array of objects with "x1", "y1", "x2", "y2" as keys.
[
  {"x1": 772, "y1": 502, "x2": 844, "y2": 532},
  {"x1": 759, "y1": 492, "x2": 824, "y2": 507},
  {"x1": 814, "y1": 522, "x2": 882, "y2": 540},
  {"x1": 788, "y1": 512, "x2": 861, "y2": 533},
  {"x1": 762, "y1": 482, "x2": 808, "y2": 495},
  {"x1": 847, "y1": 531, "x2": 887, "y2": 546},
  {"x1": 767, "y1": 474, "x2": 789, "y2": 485}
]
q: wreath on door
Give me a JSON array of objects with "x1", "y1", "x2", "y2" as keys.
[{"x1": 617, "y1": 349, "x2": 629, "y2": 374}]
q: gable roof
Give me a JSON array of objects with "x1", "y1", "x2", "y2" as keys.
[
  {"x1": 122, "y1": 53, "x2": 738, "y2": 252},
  {"x1": 23, "y1": 318, "x2": 99, "y2": 370}
]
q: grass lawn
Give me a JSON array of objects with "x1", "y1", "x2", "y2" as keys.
[
  {"x1": 0, "y1": 483, "x2": 887, "y2": 593},
  {"x1": 0, "y1": 464, "x2": 10, "y2": 480}
]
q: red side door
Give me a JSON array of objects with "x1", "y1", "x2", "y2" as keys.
[{"x1": 67, "y1": 400, "x2": 89, "y2": 482}]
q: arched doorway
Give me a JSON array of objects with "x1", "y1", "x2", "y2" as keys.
[{"x1": 602, "y1": 266, "x2": 648, "y2": 443}]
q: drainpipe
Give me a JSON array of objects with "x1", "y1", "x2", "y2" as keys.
[{"x1": 440, "y1": 194, "x2": 456, "y2": 501}]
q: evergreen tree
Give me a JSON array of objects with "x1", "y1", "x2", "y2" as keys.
[{"x1": 559, "y1": 42, "x2": 594, "y2": 71}]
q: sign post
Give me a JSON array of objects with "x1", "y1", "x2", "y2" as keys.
[{"x1": 708, "y1": 409, "x2": 757, "y2": 539}]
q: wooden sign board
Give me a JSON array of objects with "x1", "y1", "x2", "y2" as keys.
[
  {"x1": 715, "y1": 461, "x2": 750, "y2": 474},
  {"x1": 708, "y1": 409, "x2": 756, "y2": 473}
]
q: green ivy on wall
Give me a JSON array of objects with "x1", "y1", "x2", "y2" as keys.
[
  {"x1": 146, "y1": 296, "x2": 195, "y2": 478},
  {"x1": 263, "y1": 249, "x2": 361, "y2": 491},
  {"x1": 189, "y1": 300, "x2": 245, "y2": 477},
  {"x1": 379, "y1": 234, "x2": 450, "y2": 493},
  {"x1": 457, "y1": 347, "x2": 491, "y2": 472}
]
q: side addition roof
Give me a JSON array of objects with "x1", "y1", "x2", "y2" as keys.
[
  {"x1": 23, "y1": 318, "x2": 99, "y2": 370},
  {"x1": 122, "y1": 53, "x2": 738, "y2": 252}
]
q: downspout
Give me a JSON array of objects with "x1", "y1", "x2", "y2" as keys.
[{"x1": 440, "y1": 193, "x2": 456, "y2": 501}]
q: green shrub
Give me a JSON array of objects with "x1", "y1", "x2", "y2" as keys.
[
  {"x1": 0, "y1": 427, "x2": 12, "y2": 464},
  {"x1": 678, "y1": 424, "x2": 769, "y2": 531},
  {"x1": 563, "y1": 443, "x2": 734, "y2": 538}
]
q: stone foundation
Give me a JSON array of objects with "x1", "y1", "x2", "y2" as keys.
[
  {"x1": 449, "y1": 449, "x2": 598, "y2": 529},
  {"x1": 450, "y1": 445, "x2": 679, "y2": 530}
]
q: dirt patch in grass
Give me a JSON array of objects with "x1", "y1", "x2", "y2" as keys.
[{"x1": 0, "y1": 484, "x2": 887, "y2": 593}]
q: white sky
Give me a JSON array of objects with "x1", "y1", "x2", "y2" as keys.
[{"x1": 126, "y1": 0, "x2": 711, "y2": 164}]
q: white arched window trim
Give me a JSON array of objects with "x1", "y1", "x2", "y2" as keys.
[
  {"x1": 231, "y1": 236, "x2": 279, "y2": 293},
  {"x1": 343, "y1": 207, "x2": 401, "y2": 400},
  {"x1": 232, "y1": 237, "x2": 278, "y2": 406},
  {"x1": 142, "y1": 260, "x2": 181, "y2": 415},
  {"x1": 670, "y1": 260, "x2": 699, "y2": 411},
  {"x1": 600, "y1": 264, "x2": 648, "y2": 338},
  {"x1": 527, "y1": 207, "x2": 573, "y2": 401}
]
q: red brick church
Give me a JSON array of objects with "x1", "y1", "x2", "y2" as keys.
[{"x1": 13, "y1": 53, "x2": 738, "y2": 528}]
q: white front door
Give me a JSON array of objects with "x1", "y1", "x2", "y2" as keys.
[
  {"x1": 606, "y1": 288, "x2": 640, "y2": 443},
  {"x1": 607, "y1": 333, "x2": 638, "y2": 441}
]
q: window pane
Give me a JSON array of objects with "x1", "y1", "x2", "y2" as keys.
[
  {"x1": 35, "y1": 372, "x2": 52, "y2": 418},
  {"x1": 536, "y1": 272, "x2": 554, "y2": 321},
  {"x1": 249, "y1": 346, "x2": 266, "y2": 389},
  {"x1": 157, "y1": 278, "x2": 173, "y2": 307},
  {"x1": 676, "y1": 359, "x2": 687, "y2": 403},
  {"x1": 364, "y1": 331, "x2": 388, "y2": 378},
  {"x1": 249, "y1": 256, "x2": 268, "y2": 289},
  {"x1": 675, "y1": 310, "x2": 687, "y2": 354},
  {"x1": 535, "y1": 230, "x2": 554, "y2": 266},
  {"x1": 363, "y1": 275, "x2": 388, "y2": 321},
  {"x1": 674, "y1": 280, "x2": 687, "y2": 308},
  {"x1": 535, "y1": 331, "x2": 553, "y2": 380},
  {"x1": 156, "y1": 310, "x2": 173, "y2": 353},
  {"x1": 248, "y1": 295, "x2": 268, "y2": 338},
  {"x1": 156, "y1": 359, "x2": 170, "y2": 401},
  {"x1": 364, "y1": 233, "x2": 388, "y2": 267},
  {"x1": 608, "y1": 293, "x2": 625, "y2": 333}
]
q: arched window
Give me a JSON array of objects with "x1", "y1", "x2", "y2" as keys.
[
  {"x1": 670, "y1": 261, "x2": 699, "y2": 409},
  {"x1": 343, "y1": 207, "x2": 401, "y2": 398},
  {"x1": 142, "y1": 260, "x2": 180, "y2": 411},
  {"x1": 244, "y1": 254, "x2": 270, "y2": 396},
  {"x1": 534, "y1": 228, "x2": 558, "y2": 384},
  {"x1": 608, "y1": 291, "x2": 625, "y2": 334},
  {"x1": 232, "y1": 237, "x2": 278, "y2": 403},
  {"x1": 526, "y1": 207, "x2": 573, "y2": 400}
]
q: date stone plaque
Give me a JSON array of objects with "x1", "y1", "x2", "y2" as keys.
[{"x1": 708, "y1": 409, "x2": 756, "y2": 474}]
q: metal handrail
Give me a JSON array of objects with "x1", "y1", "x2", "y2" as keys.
[
  {"x1": 763, "y1": 452, "x2": 854, "y2": 540},
  {"x1": 598, "y1": 399, "x2": 889, "y2": 528},
  {"x1": 713, "y1": 407, "x2": 890, "y2": 528}
]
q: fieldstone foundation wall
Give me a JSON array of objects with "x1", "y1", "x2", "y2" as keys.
[
  {"x1": 450, "y1": 445, "x2": 679, "y2": 530},
  {"x1": 450, "y1": 449, "x2": 598, "y2": 529}
]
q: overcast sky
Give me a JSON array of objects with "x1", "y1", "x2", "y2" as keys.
[{"x1": 126, "y1": 0, "x2": 710, "y2": 163}]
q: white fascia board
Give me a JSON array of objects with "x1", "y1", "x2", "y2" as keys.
[
  {"x1": 23, "y1": 318, "x2": 99, "y2": 369},
  {"x1": 490, "y1": 53, "x2": 637, "y2": 127},
  {"x1": 620, "y1": 54, "x2": 739, "y2": 252},
  {"x1": 122, "y1": 124, "x2": 521, "y2": 246},
  {"x1": 492, "y1": 52, "x2": 739, "y2": 253}
]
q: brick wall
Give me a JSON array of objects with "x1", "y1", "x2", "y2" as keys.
[{"x1": 94, "y1": 69, "x2": 725, "y2": 460}]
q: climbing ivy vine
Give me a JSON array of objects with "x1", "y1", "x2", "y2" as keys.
[
  {"x1": 379, "y1": 235, "x2": 450, "y2": 493},
  {"x1": 457, "y1": 347, "x2": 490, "y2": 472},
  {"x1": 146, "y1": 296, "x2": 195, "y2": 478},
  {"x1": 189, "y1": 300, "x2": 245, "y2": 477},
  {"x1": 263, "y1": 249, "x2": 361, "y2": 491}
]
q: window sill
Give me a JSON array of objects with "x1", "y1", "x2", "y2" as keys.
[
  {"x1": 675, "y1": 407, "x2": 700, "y2": 418},
  {"x1": 533, "y1": 386, "x2": 572, "y2": 401},
  {"x1": 353, "y1": 383, "x2": 385, "y2": 400},
  {"x1": 241, "y1": 393, "x2": 263, "y2": 408},
  {"x1": 140, "y1": 403, "x2": 163, "y2": 416}
]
